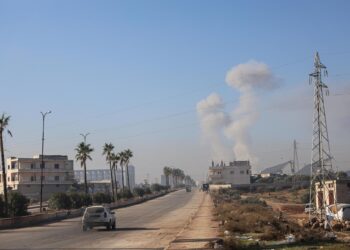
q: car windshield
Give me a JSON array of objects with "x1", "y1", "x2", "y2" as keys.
[{"x1": 87, "y1": 207, "x2": 104, "y2": 213}]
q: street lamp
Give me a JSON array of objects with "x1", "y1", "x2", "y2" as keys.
[
  {"x1": 40, "y1": 111, "x2": 51, "y2": 213},
  {"x1": 80, "y1": 132, "x2": 90, "y2": 143}
]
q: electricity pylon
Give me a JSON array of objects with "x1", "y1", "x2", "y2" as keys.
[
  {"x1": 292, "y1": 140, "x2": 299, "y2": 185},
  {"x1": 308, "y1": 52, "x2": 335, "y2": 221}
]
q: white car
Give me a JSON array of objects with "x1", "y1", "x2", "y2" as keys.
[{"x1": 82, "y1": 205, "x2": 116, "y2": 231}]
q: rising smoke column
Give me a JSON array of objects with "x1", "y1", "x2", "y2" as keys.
[
  {"x1": 196, "y1": 93, "x2": 233, "y2": 161},
  {"x1": 225, "y1": 60, "x2": 278, "y2": 162}
]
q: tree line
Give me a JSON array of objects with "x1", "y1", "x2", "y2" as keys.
[{"x1": 163, "y1": 166, "x2": 195, "y2": 187}]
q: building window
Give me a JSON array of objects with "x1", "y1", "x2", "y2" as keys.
[
  {"x1": 54, "y1": 176, "x2": 59, "y2": 181},
  {"x1": 41, "y1": 176, "x2": 45, "y2": 181},
  {"x1": 230, "y1": 171, "x2": 234, "y2": 174},
  {"x1": 54, "y1": 164, "x2": 59, "y2": 169},
  {"x1": 26, "y1": 185, "x2": 31, "y2": 187},
  {"x1": 31, "y1": 163, "x2": 34, "y2": 169},
  {"x1": 56, "y1": 184, "x2": 60, "y2": 187},
  {"x1": 240, "y1": 170, "x2": 244, "y2": 174},
  {"x1": 246, "y1": 170, "x2": 249, "y2": 175},
  {"x1": 40, "y1": 163, "x2": 45, "y2": 169},
  {"x1": 7, "y1": 165, "x2": 10, "y2": 170},
  {"x1": 31, "y1": 176, "x2": 35, "y2": 182}
]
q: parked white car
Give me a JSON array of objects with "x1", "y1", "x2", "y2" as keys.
[
  {"x1": 82, "y1": 205, "x2": 116, "y2": 231},
  {"x1": 326, "y1": 203, "x2": 350, "y2": 221}
]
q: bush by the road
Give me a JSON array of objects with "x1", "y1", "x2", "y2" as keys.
[
  {"x1": 133, "y1": 187, "x2": 145, "y2": 197},
  {"x1": 119, "y1": 189, "x2": 134, "y2": 199},
  {"x1": 150, "y1": 183, "x2": 168, "y2": 192},
  {"x1": 8, "y1": 192, "x2": 29, "y2": 217},
  {"x1": 0, "y1": 195, "x2": 5, "y2": 217},
  {"x1": 49, "y1": 193, "x2": 72, "y2": 210},
  {"x1": 70, "y1": 192, "x2": 92, "y2": 209},
  {"x1": 92, "y1": 192, "x2": 112, "y2": 204}
]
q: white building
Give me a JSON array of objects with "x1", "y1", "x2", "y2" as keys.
[
  {"x1": 208, "y1": 160, "x2": 251, "y2": 185},
  {"x1": 0, "y1": 155, "x2": 74, "y2": 201},
  {"x1": 74, "y1": 165, "x2": 136, "y2": 190}
]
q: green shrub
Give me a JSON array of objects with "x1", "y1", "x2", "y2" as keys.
[
  {"x1": 48, "y1": 193, "x2": 71, "y2": 210},
  {"x1": 0, "y1": 194, "x2": 6, "y2": 217},
  {"x1": 69, "y1": 193, "x2": 83, "y2": 209},
  {"x1": 133, "y1": 187, "x2": 145, "y2": 197},
  {"x1": 144, "y1": 187, "x2": 152, "y2": 195},
  {"x1": 80, "y1": 193, "x2": 92, "y2": 206},
  {"x1": 93, "y1": 193, "x2": 112, "y2": 204},
  {"x1": 120, "y1": 189, "x2": 134, "y2": 199},
  {"x1": 240, "y1": 197, "x2": 267, "y2": 207},
  {"x1": 8, "y1": 192, "x2": 29, "y2": 216}
]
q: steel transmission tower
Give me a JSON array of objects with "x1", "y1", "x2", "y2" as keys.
[{"x1": 308, "y1": 52, "x2": 335, "y2": 220}]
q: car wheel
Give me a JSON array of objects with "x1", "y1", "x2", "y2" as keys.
[
  {"x1": 112, "y1": 220, "x2": 116, "y2": 230},
  {"x1": 106, "y1": 221, "x2": 111, "y2": 230}
]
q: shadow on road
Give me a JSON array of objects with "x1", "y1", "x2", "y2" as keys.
[{"x1": 94, "y1": 227, "x2": 160, "y2": 232}]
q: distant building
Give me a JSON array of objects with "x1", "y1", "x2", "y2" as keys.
[
  {"x1": 208, "y1": 160, "x2": 251, "y2": 185},
  {"x1": 0, "y1": 155, "x2": 74, "y2": 201},
  {"x1": 315, "y1": 179, "x2": 350, "y2": 211},
  {"x1": 161, "y1": 175, "x2": 166, "y2": 186},
  {"x1": 260, "y1": 161, "x2": 293, "y2": 176},
  {"x1": 74, "y1": 165, "x2": 136, "y2": 190}
]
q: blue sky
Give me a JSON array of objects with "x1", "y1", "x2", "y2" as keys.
[{"x1": 1, "y1": 1, "x2": 350, "y2": 182}]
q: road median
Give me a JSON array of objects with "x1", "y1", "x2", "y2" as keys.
[{"x1": 0, "y1": 190, "x2": 175, "y2": 230}]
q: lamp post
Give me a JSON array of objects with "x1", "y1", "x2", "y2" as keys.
[
  {"x1": 40, "y1": 111, "x2": 51, "y2": 213},
  {"x1": 80, "y1": 132, "x2": 90, "y2": 143}
]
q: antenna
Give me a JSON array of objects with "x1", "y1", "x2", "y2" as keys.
[{"x1": 308, "y1": 52, "x2": 335, "y2": 222}]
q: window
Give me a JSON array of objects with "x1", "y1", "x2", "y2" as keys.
[
  {"x1": 30, "y1": 163, "x2": 34, "y2": 169},
  {"x1": 56, "y1": 184, "x2": 60, "y2": 187},
  {"x1": 40, "y1": 163, "x2": 45, "y2": 169},
  {"x1": 31, "y1": 176, "x2": 35, "y2": 182},
  {"x1": 54, "y1": 164, "x2": 59, "y2": 169},
  {"x1": 41, "y1": 176, "x2": 45, "y2": 181},
  {"x1": 246, "y1": 170, "x2": 249, "y2": 175},
  {"x1": 26, "y1": 185, "x2": 31, "y2": 187},
  {"x1": 240, "y1": 170, "x2": 244, "y2": 174},
  {"x1": 54, "y1": 176, "x2": 59, "y2": 181},
  {"x1": 230, "y1": 171, "x2": 234, "y2": 174}
]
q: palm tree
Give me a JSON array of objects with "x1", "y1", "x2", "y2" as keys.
[
  {"x1": 102, "y1": 143, "x2": 115, "y2": 200},
  {"x1": 118, "y1": 151, "x2": 126, "y2": 191},
  {"x1": 124, "y1": 149, "x2": 133, "y2": 190},
  {"x1": 163, "y1": 166, "x2": 172, "y2": 187},
  {"x1": 111, "y1": 152, "x2": 120, "y2": 200},
  {"x1": 75, "y1": 142, "x2": 94, "y2": 194},
  {"x1": 0, "y1": 114, "x2": 12, "y2": 216}
]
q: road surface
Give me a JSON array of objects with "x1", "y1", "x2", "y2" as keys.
[{"x1": 0, "y1": 189, "x2": 204, "y2": 250}]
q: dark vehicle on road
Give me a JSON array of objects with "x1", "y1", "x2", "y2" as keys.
[
  {"x1": 82, "y1": 205, "x2": 116, "y2": 231},
  {"x1": 202, "y1": 183, "x2": 209, "y2": 192},
  {"x1": 186, "y1": 185, "x2": 192, "y2": 192}
]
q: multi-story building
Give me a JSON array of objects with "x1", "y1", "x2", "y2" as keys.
[
  {"x1": 74, "y1": 165, "x2": 136, "y2": 190},
  {"x1": 0, "y1": 155, "x2": 74, "y2": 201},
  {"x1": 208, "y1": 160, "x2": 251, "y2": 185},
  {"x1": 315, "y1": 179, "x2": 350, "y2": 211}
]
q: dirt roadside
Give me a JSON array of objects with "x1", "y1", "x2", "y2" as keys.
[{"x1": 167, "y1": 192, "x2": 220, "y2": 249}]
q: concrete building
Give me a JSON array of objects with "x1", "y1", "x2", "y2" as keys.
[
  {"x1": 208, "y1": 160, "x2": 251, "y2": 185},
  {"x1": 0, "y1": 155, "x2": 74, "y2": 201},
  {"x1": 315, "y1": 179, "x2": 350, "y2": 211},
  {"x1": 74, "y1": 165, "x2": 136, "y2": 190}
]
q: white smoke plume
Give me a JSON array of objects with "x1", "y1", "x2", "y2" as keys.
[
  {"x1": 225, "y1": 60, "x2": 278, "y2": 162},
  {"x1": 196, "y1": 93, "x2": 233, "y2": 161}
]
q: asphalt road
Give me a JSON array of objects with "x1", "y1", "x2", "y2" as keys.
[{"x1": 0, "y1": 189, "x2": 204, "y2": 250}]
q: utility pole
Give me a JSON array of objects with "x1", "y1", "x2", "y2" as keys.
[
  {"x1": 40, "y1": 111, "x2": 51, "y2": 213},
  {"x1": 80, "y1": 133, "x2": 90, "y2": 143},
  {"x1": 308, "y1": 52, "x2": 335, "y2": 221}
]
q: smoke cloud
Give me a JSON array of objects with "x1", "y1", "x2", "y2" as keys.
[
  {"x1": 225, "y1": 60, "x2": 278, "y2": 162},
  {"x1": 196, "y1": 93, "x2": 233, "y2": 161},
  {"x1": 197, "y1": 60, "x2": 278, "y2": 165}
]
